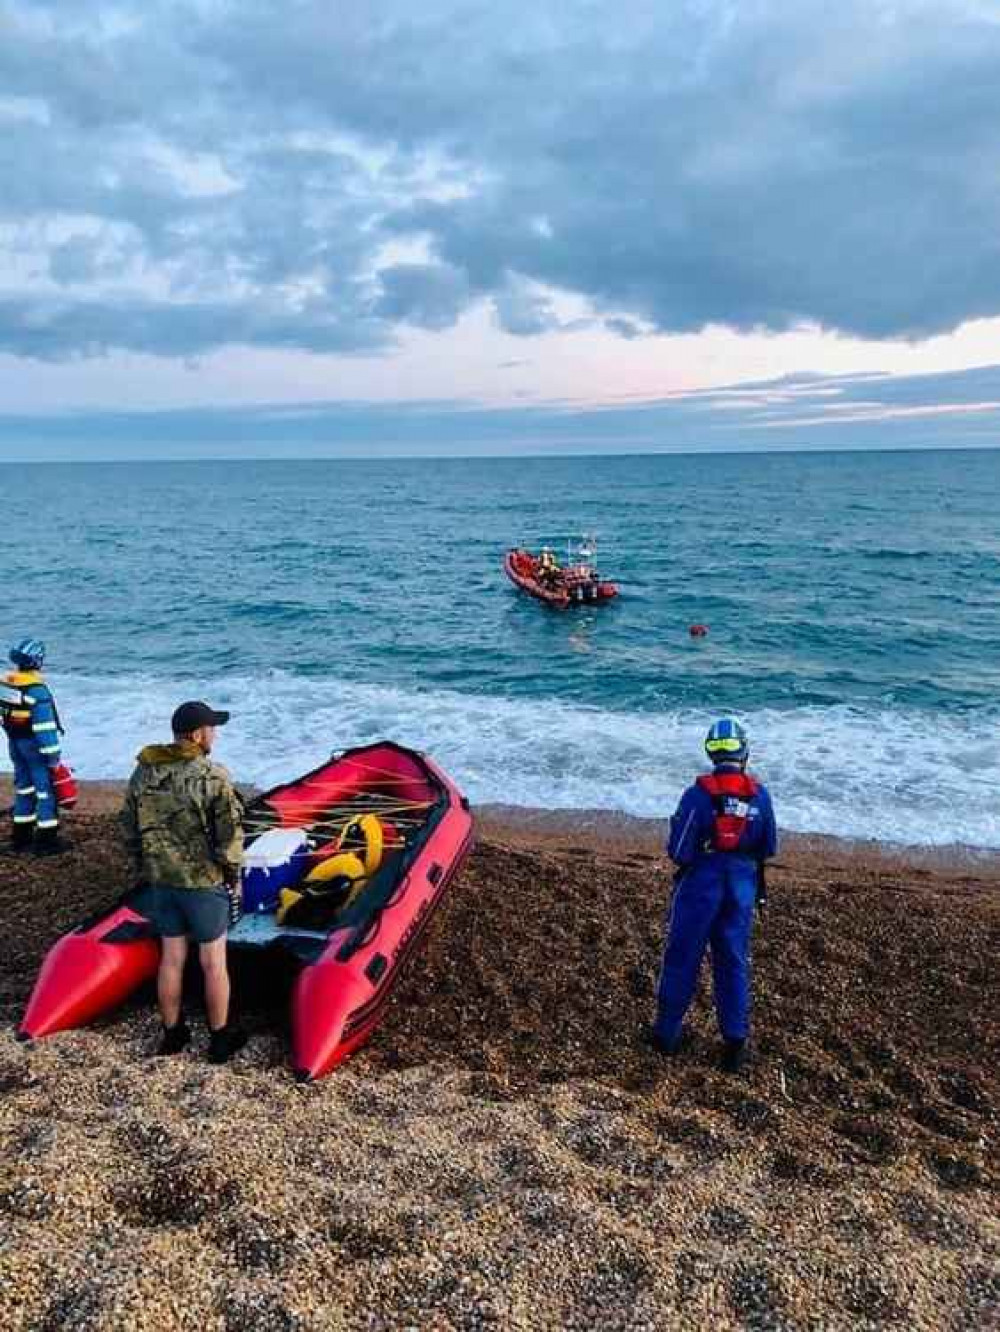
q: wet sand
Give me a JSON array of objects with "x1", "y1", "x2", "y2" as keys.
[{"x1": 0, "y1": 782, "x2": 997, "y2": 1330}]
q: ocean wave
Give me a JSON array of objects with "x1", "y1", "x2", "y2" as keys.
[
  {"x1": 861, "y1": 548, "x2": 937, "y2": 562},
  {"x1": 224, "y1": 599, "x2": 326, "y2": 624},
  {"x1": 16, "y1": 671, "x2": 1000, "y2": 850}
]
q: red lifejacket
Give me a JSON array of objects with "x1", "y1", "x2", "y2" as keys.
[{"x1": 696, "y1": 771, "x2": 759, "y2": 852}]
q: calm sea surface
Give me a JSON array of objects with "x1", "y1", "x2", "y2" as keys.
[{"x1": 5, "y1": 449, "x2": 1000, "y2": 846}]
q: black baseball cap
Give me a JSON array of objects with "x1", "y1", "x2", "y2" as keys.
[{"x1": 171, "y1": 700, "x2": 231, "y2": 734}]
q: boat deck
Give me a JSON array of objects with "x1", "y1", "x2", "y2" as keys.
[{"x1": 227, "y1": 910, "x2": 331, "y2": 947}]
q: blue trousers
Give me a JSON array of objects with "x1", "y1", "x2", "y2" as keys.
[
  {"x1": 8, "y1": 737, "x2": 58, "y2": 830},
  {"x1": 654, "y1": 859, "x2": 757, "y2": 1043}
]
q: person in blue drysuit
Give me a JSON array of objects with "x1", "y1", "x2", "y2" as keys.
[
  {"x1": 652, "y1": 717, "x2": 777, "y2": 1072},
  {"x1": 2, "y1": 638, "x2": 66, "y2": 855}
]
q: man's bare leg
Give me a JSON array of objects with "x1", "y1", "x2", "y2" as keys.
[
  {"x1": 158, "y1": 935, "x2": 188, "y2": 1027},
  {"x1": 199, "y1": 936, "x2": 230, "y2": 1031}
]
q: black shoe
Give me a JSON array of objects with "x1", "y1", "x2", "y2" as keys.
[
  {"x1": 644, "y1": 1026, "x2": 685, "y2": 1057},
  {"x1": 156, "y1": 1021, "x2": 191, "y2": 1056},
  {"x1": 207, "y1": 1025, "x2": 248, "y2": 1065},
  {"x1": 720, "y1": 1038, "x2": 749, "y2": 1074},
  {"x1": 33, "y1": 827, "x2": 69, "y2": 857}
]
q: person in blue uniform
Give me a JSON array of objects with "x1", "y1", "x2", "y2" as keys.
[
  {"x1": 2, "y1": 639, "x2": 66, "y2": 855},
  {"x1": 652, "y1": 717, "x2": 777, "y2": 1072}
]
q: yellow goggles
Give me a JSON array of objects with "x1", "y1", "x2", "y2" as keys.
[{"x1": 706, "y1": 737, "x2": 745, "y2": 753}]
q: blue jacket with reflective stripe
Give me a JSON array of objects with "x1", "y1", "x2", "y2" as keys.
[{"x1": 4, "y1": 672, "x2": 62, "y2": 765}]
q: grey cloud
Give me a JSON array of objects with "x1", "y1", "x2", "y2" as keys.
[
  {"x1": 47, "y1": 235, "x2": 131, "y2": 286},
  {"x1": 0, "y1": 294, "x2": 388, "y2": 361},
  {"x1": 197, "y1": 0, "x2": 1000, "y2": 338},
  {"x1": 374, "y1": 263, "x2": 470, "y2": 330},
  {"x1": 604, "y1": 318, "x2": 645, "y2": 341},
  {"x1": 2, "y1": 1, "x2": 1000, "y2": 360},
  {"x1": 492, "y1": 277, "x2": 560, "y2": 336}
]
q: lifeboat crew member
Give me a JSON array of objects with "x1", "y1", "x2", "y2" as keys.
[
  {"x1": 3, "y1": 639, "x2": 66, "y2": 855},
  {"x1": 652, "y1": 717, "x2": 777, "y2": 1072},
  {"x1": 575, "y1": 562, "x2": 599, "y2": 600},
  {"x1": 538, "y1": 546, "x2": 561, "y2": 586},
  {"x1": 121, "y1": 700, "x2": 248, "y2": 1064}
]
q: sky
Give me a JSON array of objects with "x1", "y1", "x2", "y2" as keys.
[{"x1": 2, "y1": 0, "x2": 1000, "y2": 458}]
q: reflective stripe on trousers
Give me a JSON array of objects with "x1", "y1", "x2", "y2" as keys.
[{"x1": 8, "y1": 736, "x2": 58, "y2": 828}]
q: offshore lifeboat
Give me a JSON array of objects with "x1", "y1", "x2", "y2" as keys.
[
  {"x1": 19, "y1": 742, "x2": 473, "y2": 1081},
  {"x1": 504, "y1": 547, "x2": 619, "y2": 608}
]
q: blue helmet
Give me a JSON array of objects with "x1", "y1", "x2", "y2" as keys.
[
  {"x1": 705, "y1": 716, "x2": 748, "y2": 765},
  {"x1": 10, "y1": 638, "x2": 46, "y2": 670}
]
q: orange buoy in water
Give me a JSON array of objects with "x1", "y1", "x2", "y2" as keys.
[{"x1": 689, "y1": 624, "x2": 709, "y2": 638}]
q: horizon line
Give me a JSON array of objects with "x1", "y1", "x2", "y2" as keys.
[{"x1": 1, "y1": 439, "x2": 998, "y2": 466}]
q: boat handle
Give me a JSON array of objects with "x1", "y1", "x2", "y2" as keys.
[
  {"x1": 354, "y1": 916, "x2": 381, "y2": 951},
  {"x1": 335, "y1": 914, "x2": 381, "y2": 963}
]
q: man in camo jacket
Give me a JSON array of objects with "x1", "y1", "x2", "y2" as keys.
[{"x1": 121, "y1": 700, "x2": 247, "y2": 1064}]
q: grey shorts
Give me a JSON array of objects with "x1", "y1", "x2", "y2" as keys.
[{"x1": 139, "y1": 885, "x2": 230, "y2": 944}]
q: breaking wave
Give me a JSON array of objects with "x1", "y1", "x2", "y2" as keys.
[{"x1": 28, "y1": 671, "x2": 1000, "y2": 850}]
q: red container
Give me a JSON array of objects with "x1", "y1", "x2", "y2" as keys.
[{"x1": 51, "y1": 763, "x2": 78, "y2": 809}]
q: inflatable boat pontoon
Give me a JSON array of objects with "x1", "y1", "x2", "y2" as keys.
[{"x1": 19, "y1": 742, "x2": 473, "y2": 1081}]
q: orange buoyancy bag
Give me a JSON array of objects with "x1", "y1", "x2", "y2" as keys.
[
  {"x1": 696, "y1": 771, "x2": 759, "y2": 852},
  {"x1": 1, "y1": 681, "x2": 31, "y2": 736}
]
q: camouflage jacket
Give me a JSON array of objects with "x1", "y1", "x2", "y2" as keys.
[{"x1": 120, "y1": 741, "x2": 244, "y2": 891}]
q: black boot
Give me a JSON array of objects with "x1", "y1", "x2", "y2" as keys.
[
  {"x1": 156, "y1": 1020, "x2": 191, "y2": 1056},
  {"x1": 720, "y1": 1038, "x2": 749, "y2": 1074},
  {"x1": 645, "y1": 1025, "x2": 686, "y2": 1057},
  {"x1": 207, "y1": 1025, "x2": 248, "y2": 1065},
  {"x1": 8, "y1": 822, "x2": 35, "y2": 854},
  {"x1": 33, "y1": 826, "x2": 69, "y2": 857}
]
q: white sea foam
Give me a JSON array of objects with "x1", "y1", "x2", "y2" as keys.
[{"x1": 11, "y1": 671, "x2": 1000, "y2": 849}]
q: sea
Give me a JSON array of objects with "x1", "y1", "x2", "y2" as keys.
[{"x1": 4, "y1": 448, "x2": 1000, "y2": 848}]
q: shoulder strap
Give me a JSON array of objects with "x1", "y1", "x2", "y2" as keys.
[{"x1": 697, "y1": 772, "x2": 758, "y2": 799}]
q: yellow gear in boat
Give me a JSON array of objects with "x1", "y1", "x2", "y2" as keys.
[
  {"x1": 305, "y1": 850, "x2": 367, "y2": 885},
  {"x1": 275, "y1": 817, "x2": 386, "y2": 927},
  {"x1": 277, "y1": 850, "x2": 369, "y2": 925},
  {"x1": 335, "y1": 814, "x2": 384, "y2": 876},
  {"x1": 276, "y1": 887, "x2": 304, "y2": 925}
]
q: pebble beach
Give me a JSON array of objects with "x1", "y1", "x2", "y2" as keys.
[{"x1": 0, "y1": 784, "x2": 997, "y2": 1331}]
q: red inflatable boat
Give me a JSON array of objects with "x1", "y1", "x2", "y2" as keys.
[
  {"x1": 19, "y1": 742, "x2": 473, "y2": 1081},
  {"x1": 504, "y1": 548, "x2": 619, "y2": 608}
]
